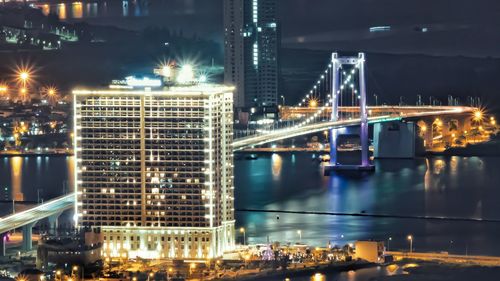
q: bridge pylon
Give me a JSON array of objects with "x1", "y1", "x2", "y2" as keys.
[{"x1": 326, "y1": 52, "x2": 375, "y2": 174}]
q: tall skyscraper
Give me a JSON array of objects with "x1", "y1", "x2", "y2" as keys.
[
  {"x1": 224, "y1": 0, "x2": 280, "y2": 108},
  {"x1": 73, "y1": 86, "x2": 235, "y2": 259}
]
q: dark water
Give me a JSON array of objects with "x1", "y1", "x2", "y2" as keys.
[
  {"x1": 32, "y1": 0, "x2": 222, "y2": 39},
  {"x1": 1, "y1": 153, "x2": 500, "y2": 258}
]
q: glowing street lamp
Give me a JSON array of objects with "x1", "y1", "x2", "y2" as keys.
[
  {"x1": 20, "y1": 72, "x2": 28, "y2": 81},
  {"x1": 17, "y1": 69, "x2": 31, "y2": 88},
  {"x1": 407, "y1": 235, "x2": 413, "y2": 253},
  {"x1": 239, "y1": 227, "x2": 246, "y2": 245},
  {"x1": 309, "y1": 99, "x2": 318, "y2": 108},
  {"x1": 473, "y1": 110, "x2": 483, "y2": 122},
  {"x1": 19, "y1": 87, "x2": 28, "y2": 102},
  {"x1": 43, "y1": 86, "x2": 58, "y2": 103}
]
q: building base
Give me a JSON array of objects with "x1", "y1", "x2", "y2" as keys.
[
  {"x1": 100, "y1": 222, "x2": 235, "y2": 260},
  {"x1": 324, "y1": 164, "x2": 375, "y2": 176}
]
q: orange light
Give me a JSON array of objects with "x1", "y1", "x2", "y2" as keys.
[
  {"x1": 20, "y1": 72, "x2": 29, "y2": 81},
  {"x1": 309, "y1": 99, "x2": 318, "y2": 108},
  {"x1": 473, "y1": 110, "x2": 483, "y2": 121}
]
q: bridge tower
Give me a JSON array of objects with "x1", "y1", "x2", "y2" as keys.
[{"x1": 327, "y1": 53, "x2": 374, "y2": 173}]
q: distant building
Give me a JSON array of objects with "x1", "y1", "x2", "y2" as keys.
[
  {"x1": 224, "y1": 0, "x2": 280, "y2": 108},
  {"x1": 73, "y1": 86, "x2": 235, "y2": 260},
  {"x1": 355, "y1": 240, "x2": 384, "y2": 263}
]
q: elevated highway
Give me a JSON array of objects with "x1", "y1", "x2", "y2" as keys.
[
  {"x1": 234, "y1": 106, "x2": 475, "y2": 150},
  {"x1": 0, "y1": 194, "x2": 73, "y2": 255}
]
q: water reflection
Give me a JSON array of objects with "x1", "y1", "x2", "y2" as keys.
[
  {"x1": 86, "y1": 3, "x2": 98, "y2": 18},
  {"x1": 41, "y1": 4, "x2": 50, "y2": 16},
  {"x1": 33, "y1": 0, "x2": 212, "y2": 21},
  {"x1": 271, "y1": 153, "x2": 282, "y2": 179},
  {"x1": 57, "y1": 3, "x2": 67, "y2": 20},
  {"x1": 72, "y1": 2, "x2": 83, "y2": 19},
  {"x1": 10, "y1": 157, "x2": 23, "y2": 201},
  {"x1": 122, "y1": 0, "x2": 129, "y2": 17}
]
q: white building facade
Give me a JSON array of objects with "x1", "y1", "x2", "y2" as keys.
[{"x1": 73, "y1": 86, "x2": 235, "y2": 259}]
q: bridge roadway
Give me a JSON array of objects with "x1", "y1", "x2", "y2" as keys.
[
  {"x1": 279, "y1": 105, "x2": 472, "y2": 120},
  {"x1": 0, "y1": 194, "x2": 73, "y2": 234},
  {"x1": 233, "y1": 106, "x2": 474, "y2": 150},
  {"x1": 0, "y1": 194, "x2": 73, "y2": 255}
]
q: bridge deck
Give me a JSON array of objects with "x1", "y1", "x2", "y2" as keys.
[
  {"x1": 234, "y1": 106, "x2": 474, "y2": 150},
  {"x1": 0, "y1": 194, "x2": 74, "y2": 234}
]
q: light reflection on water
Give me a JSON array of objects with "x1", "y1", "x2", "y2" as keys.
[
  {"x1": 267, "y1": 264, "x2": 410, "y2": 281},
  {"x1": 35, "y1": 0, "x2": 159, "y2": 20},
  {"x1": 0, "y1": 153, "x2": 500, "y2": 256},
  {"x1": 10, "y1": 157, "x2": 23, "y2": 201}
]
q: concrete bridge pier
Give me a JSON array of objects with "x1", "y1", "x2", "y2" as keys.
[
  {"x1": 22, "y1": 222, "x2": 36, "y2": 252},
  {"x1": 0, "y1": 233, "x2": 7, "y2": 257},
  {"x1": 374, "y1": 121, "x2": 417, "y2": 158},
  {"x1": 48, "y1": 212, "x2": 63, "y2": 234}
]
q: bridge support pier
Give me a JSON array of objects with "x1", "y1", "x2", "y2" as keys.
[
  {"x1": 48, "y1": 212, "x2": 63, "y2": 235},
  {"x1": 0, "y1": 233, "x2": 7, "y2": 257},
  {"x1": 22, "y1": 222, "x2": 36, "y2": 252},
  {"x1": 374, "y1": 121, "x2": 417, "y2": 158}
]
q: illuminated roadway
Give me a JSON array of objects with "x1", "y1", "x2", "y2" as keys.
[
  {"x1": 0, "y1": 194, "x2": 73, "y2": 234},
  {"x1": 233, "y1": 106, "x2": 475, "y2": 150}
]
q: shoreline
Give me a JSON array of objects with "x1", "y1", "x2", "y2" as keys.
[
  {"x1": 0, "y1": 152, "x2": 73, "y2": 157},
  {"x1": 213, "y1": 261, "x2": 374, "y2": 281}
]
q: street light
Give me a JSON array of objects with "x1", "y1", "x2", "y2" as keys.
[
  {"x1": 239, "y1": 227, "x2": 246, "y2": 245},
  {"x1": 280, "y1": 95, "x2": 285, "y2": 106},
  {"x1": 407, "y1": 235, "x2": 413, "y2": 253},
  {"x1": 297, "y1": 230, "x2": 302, "y2": 242},
  {"x1": 19, "y1": 71, "x2": 29, "y2": 82},
  {"x1": 387, "y1": 237, "x2": 392, "y2": 251},
  {"x1": 473, "y1": 110, "x2": 483, "y2": 122}
]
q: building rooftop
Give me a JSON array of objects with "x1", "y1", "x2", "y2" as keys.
[{"x1": 73, "y1": 84, "x2": 235, "y2": 97}]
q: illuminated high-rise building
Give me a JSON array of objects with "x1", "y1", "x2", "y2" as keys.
[
  {"x1": 224, "y1": 0, "x2": 280, "y2": 108},
  {"x1": 73, "y1": 86, "x2": 235, "y2": 259}
]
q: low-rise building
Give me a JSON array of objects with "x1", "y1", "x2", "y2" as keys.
[{"x1": 354, "y1": 240, "x2": 384, "y2": 263}]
